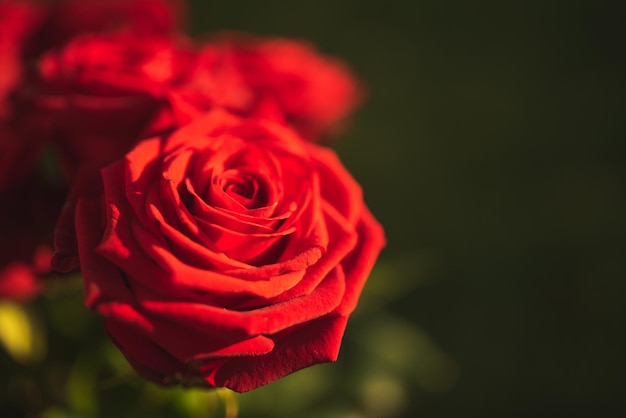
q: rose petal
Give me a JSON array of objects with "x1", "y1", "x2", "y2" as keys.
[
  {"x1": 186, "y1": 178, "x2": 282, "y2": 234},
  {"x1": 124, "y1": 265, "x2": 346, "y2": 338},
  {"x1": 269, "y1": 202, "x2": 357, "y2": 303},
  {"x1": 193, "y1": 215, "x2": 293, "y2": 265},
  {"x1": 98, "y1": 214, "x2": 319, "y2": 302},
  {"x1": 146, "y1": 195, "x2": 247, "y2": 270},
  {"x1": 334, "y1": 207, "x2": 386, "y2": 316},
  {"x1": 309, "y1": 143, "x2": 363, "y2": 226},
  {"x1": 212, "y1": 315, "x2": 349, "y2": 392},
  {"x1": 105, "y1": 318, "x2": 184, "y2": 385},
  {"x1": 75, "y1": 198, "x2": 135, "y2": 307},
  {"x1": 104, "y1": 310, "x2": 275, "y2": 363}
]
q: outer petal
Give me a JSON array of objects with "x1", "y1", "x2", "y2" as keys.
[
  {"x1": 75, "y1": 198, "x2": 134, "y2": 308},
  {"x1": 212, "y1": 315, "x2": 349, "y2": 392},
  {"x1": 102, "y1": 303, "x2": 276, "y2": 364},
  {"x1": 308, "y1": 143, "x2": 364, "y2": 226},
  {"x1": 335, "y1": 207, "x2": 386, "y2": 316},
  {"x1": 105, "y1": 318, "x2": 185, "y2": 385},
  {"x1": 101, "y1": 265, "x2": 346, "y2": 341},
  {"x1": 98, "y1": 214, "x2": 324, "y2": 302},
  {"x1": 52, "y1": 167, "x2": 103, "y2": 273}
]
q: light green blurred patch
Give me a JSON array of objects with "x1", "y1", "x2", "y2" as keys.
[
  {"x1": 163, "y1": 388, "x2": 240, "y2": 418},
  {"x1": 238, "y1": 362, "x2": 337, "y2": 417},
  {"x1": 360, "y1": 374, "x2": 407, "y2": 418},
  {"x1": 0, "y1": 301, "x2": 46, "y2": 364},
  {"x1": 65, "y1": 353, "x2": 100, "y2": 416},
  {"x1": 101, "y1": 340, "x2": 133, "y2": 376},
  {"x1": 39, "y1": 406, "x2": 74, "y2": 418},
  {"x1": 139, "y1": 383, "x2": 235, "y2": 418},
  {"x1": 352, "y1": 313, "x2": 458, "y2": 394},
  {"x1": 174, "y1": 387, "x2": 229, "y2": 418}
]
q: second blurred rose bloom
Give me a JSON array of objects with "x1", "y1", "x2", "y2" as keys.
[{"x1": 24, "y1": 28, "x2": 362, "y2": 178}]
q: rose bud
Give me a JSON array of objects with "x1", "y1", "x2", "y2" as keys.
[{"x1": 52, "y1": 109, "x2": 384, "y2": 392}]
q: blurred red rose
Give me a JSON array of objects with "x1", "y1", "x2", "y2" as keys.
[
  {"x1": 25, "y1": 31, "x2": 197, "y2": 178},
  {"x1": 25, "y1": 0, "x2": 185, "y2": 58},
  {"x1": 178, "y1": 33, "x2": 363, "y2": 141},
  {"x1": 20, "y1": 25, "x2": 363, "y2": 181},
  {"x1": 52, "y1": 109, "x2": 384, "y2": 392}
]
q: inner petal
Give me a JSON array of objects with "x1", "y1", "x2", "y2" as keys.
[
  {"x1": 209, "y1": 168, "x2": 277, "y2": 215},
  {"x1": 219, "y1": 170, "x2": 263, "y2": 208}
]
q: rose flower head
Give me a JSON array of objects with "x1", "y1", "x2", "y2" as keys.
[
  {"x1": 24, "y1": 30, "x2": 197, "y2": 178},
  {"x1": 53, "y1": 109, "x2": 384, "y2": 392},
  {"x1": 175, "y1": 33, "x2": 363, "y2": 142}
]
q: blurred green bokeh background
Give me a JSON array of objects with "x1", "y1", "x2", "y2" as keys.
[
  {"x1": 2, "y1": 0, "x2": 625, "y2": 417},
  {"x1": 188, "y1": 0, "x2": 626, "y2": 416}
]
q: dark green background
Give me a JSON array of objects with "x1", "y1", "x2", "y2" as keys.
[
  {"x1": 189, "y1": 1, "x2": 626, "y2": 416},
  {"x1": 1, "y1": 1, "x2": 624, "y2": 417}
]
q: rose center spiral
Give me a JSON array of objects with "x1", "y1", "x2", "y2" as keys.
[{"x1": 219, "y1": 170, "x2": 267, "y2": 209}]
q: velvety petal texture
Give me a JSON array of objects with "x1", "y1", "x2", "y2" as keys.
[{"x1": 54, "y1": 109, "x2": 384, "y2": 392}]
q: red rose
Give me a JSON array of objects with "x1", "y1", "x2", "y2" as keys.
[
  {"x1": 178, "y1": 33, "x2": 363, "y2": 141},
  {"x1": 53, "y1": 110, "x2": 384, "y2": 392},
  {"x1": 21, "y1": 28, "x2": 362, "y2": 179},
  {"x1": 25, "y1": 0, "x2": 185, "y2": 58},
  {"x1": 26, "y1": 31, "x2": 197, "y2": 177}
]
